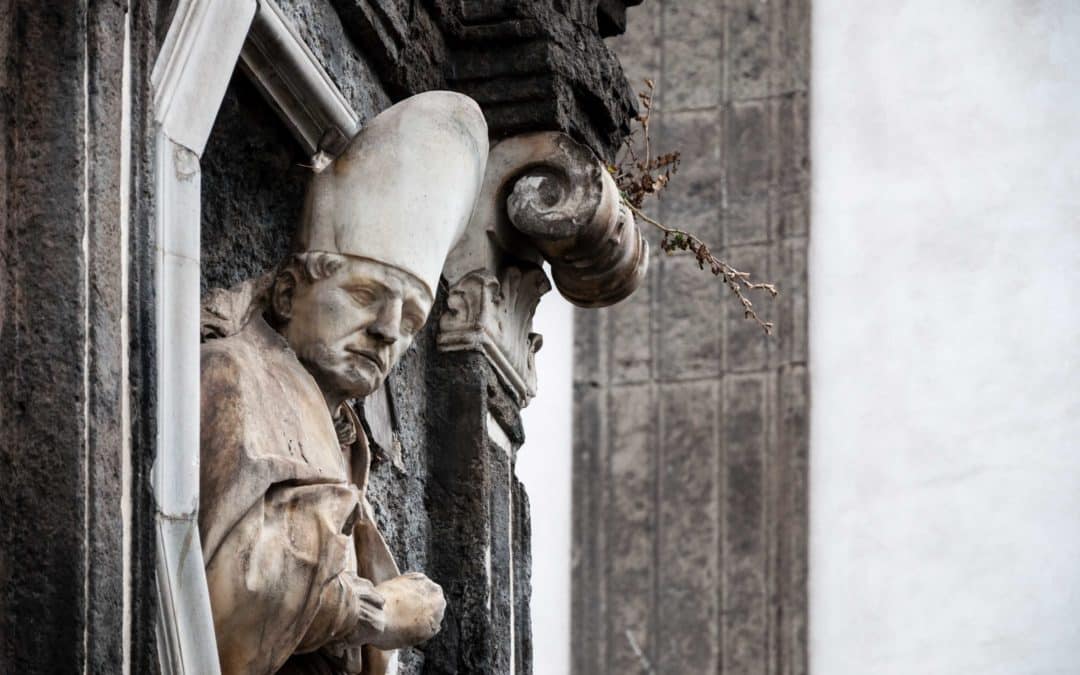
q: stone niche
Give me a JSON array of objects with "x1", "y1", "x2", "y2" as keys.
[{"x1": 157, "y1": 1, "x2": 644, "y2": 674}]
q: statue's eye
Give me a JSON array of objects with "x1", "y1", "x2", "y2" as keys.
[
  {"x1": 401, "y1": 314, "x2": 423, "y2": 336},
  {"x1": 350, "y1": 288, "x2": 376, "y2": 305}
]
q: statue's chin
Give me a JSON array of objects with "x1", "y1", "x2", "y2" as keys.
[
  {"x1": 338, "y1": 365, "x2": 383, "y2": 400},
  {"x1": 306, "y1": 361, "x2": 382, "y2": 405}
]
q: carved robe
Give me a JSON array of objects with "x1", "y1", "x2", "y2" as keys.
[{"x1": 200, "y1": 279, "x2": 398, "y2": 675}]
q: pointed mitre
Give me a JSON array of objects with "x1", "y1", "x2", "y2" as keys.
[{"x1": 297, "y1": 91, "x2": 489, "y2": 298}]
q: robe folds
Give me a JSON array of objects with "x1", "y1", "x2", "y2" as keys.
[{"x1": 200, "y1": 285, "x2": 399, "y2": 675}]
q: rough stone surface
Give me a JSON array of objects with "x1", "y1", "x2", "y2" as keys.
[
  {"x1": 1, "y1": 0, "x2": 639, "y2": 670},
  {"x1": 327, "y1": 0, "x2": 641, "y2": 159},
  {"x1": 572, "y1": 1, "x2": 811, "y2": 672},
  {"x1": 0, "y1": 1, "x2": 160, "y2": 672}
]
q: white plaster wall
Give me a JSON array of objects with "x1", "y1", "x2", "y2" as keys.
[
  {"x1": 810, "y1": 2, "x2": 1080, "y2": 674},
  {"x1": 519, "y1": 288, "x2": 574, "y2": 675}
]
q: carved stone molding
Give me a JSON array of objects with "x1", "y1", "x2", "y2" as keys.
[
  {"x1": 240, "y1": 0, "x2": 360, "y2": 166},
  {"x1": 438, "y1": 266, "x2": 551, "y2": 406},
  {"x1": 440, "y1": 131, "x2": 648, "y2": 406}
]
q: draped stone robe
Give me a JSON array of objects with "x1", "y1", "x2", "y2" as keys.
[{"x1": 199, "y1": 278, "x2": 398, "y2": 675}]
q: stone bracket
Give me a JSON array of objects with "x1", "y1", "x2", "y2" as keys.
[{"x1": 440, "y1": 131, "x2": 649, "y2": 406}]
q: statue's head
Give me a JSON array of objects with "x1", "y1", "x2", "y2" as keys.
[
  {"x1": 274, "y1": 90, "x2": 488, "y2": 405},
  {"x1": 270, "y1": 252, "x2": 432, "y2": 400}
]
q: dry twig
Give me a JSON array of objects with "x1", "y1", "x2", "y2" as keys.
[{"x1": 609, "y1": 79, "x2": 779, "y2": 335}]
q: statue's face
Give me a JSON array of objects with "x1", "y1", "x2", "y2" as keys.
[{"x1": 276, "y1": 257, "x2": 433, "y2": 403}]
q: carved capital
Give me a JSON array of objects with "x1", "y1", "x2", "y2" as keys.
[
  {"x1": 439, "y1": 131, "x2": 648, "y2": 405},
  {"x1": 437, "y1": 266, "x2": 551, "y2": 406}
]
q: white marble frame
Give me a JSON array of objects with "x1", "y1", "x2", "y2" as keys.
[{"x1": 150, "y1": 1, "x2": 360, "y2": 672}]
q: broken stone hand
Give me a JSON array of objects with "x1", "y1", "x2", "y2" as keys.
[{"x1": 350, "y1": 572, "x2": 446, "y2": 651}]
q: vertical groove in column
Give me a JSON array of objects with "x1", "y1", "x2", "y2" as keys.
[{"x1": 85, "y1": 0, "x2": 129, "y2": 670}]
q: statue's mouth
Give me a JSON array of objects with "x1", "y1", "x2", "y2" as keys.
[{"x1": 346, "y1": 347, "x2": 384, "y2": 372}]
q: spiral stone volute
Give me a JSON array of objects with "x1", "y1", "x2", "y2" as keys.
[{"x1": 440, "y1": 130, "x2": 650, "y2": 404}]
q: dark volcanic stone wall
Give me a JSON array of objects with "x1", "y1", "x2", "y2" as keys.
[
  {"x1": 573, "y1": 1, "x2": 811, "y2": 673},
  {"x1": 0, "y1": 1, "x2": 161, "y2": 672},
  {"x1": 1, "y1": 0, "x2": 638, "y2": 671}
]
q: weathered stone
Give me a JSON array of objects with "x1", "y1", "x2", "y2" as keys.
[
  {"x1": 202, "y1": 74, "x2": 308, "y2": 294},
  {"x1": 606, "y1": 384, "x2": 657, "y2": 672},
  {"x1": 721, "y1": 373, "x2": 771, "y2": 675},
  {"x1": 774, "y1": 0, "x2": 811, "y2": 96},
  {"x1": 571, "y1": 382, "x2": 608, "y2": 674},
  {"x1": 778, "y1": 366, "x2": 809, "y2": 675},
  {"x1": 726, "y1": 195, "x2": 771, "y2": 246},
  {"x1": 726, "y1": 99, "x2": 771, "y2": 199},
  {"x1": 658, "y1": 381, "x2": 719, "y2": 673},
  {"x1": 777, "y1": 92, "x2": 810, "y2": 194},
  {"x1": 661, "y1": 1, "x2": 722, "y2": 111},
  {"x1": 777, "y1": 189, "x2": 809, "y2": 240},
  {"x1": 573, "y1": 2, "x2": 810, "y2": 672},
  {"x1": 728, "y1": 0, "x2": 772, "y2": 101},
  {"x1": 606, "y1": 0, "x2": 660, "y2": 107},
  {"x1": 329, "y1": 0, "x2": 641, "y2": 159},
  {"x1": 773, "y1": 238, "x2": 808, "y2": 366},
  {"x1": 723, "y1": 244, "x2": 771, "y2": 373},
  {"x1": 658, "y1": 255, "x2": 722, "y2": 380},
  {"x1": 658, "y1": 109, "x2": 724, "y2": 246},
  {"x1": 573, "y1": 309, "x2": 609, "y2": 386},
  {"x1": 0, "y1": 2, "x2": 138, "y2": 671},
  {"x1": 275, "y1": 0, "x2": 395, "y2": 119},
  {"x1": 609, "y1": 271, "x2": 653, "y2": 384}
]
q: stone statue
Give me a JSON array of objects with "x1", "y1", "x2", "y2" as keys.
[{"x1": 197, "y1": 91, "x2": 489, "y2": 675}]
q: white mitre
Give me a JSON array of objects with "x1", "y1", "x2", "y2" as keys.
[{"x1": 297, "y1": 91, "x2": 489, "y2": 298}]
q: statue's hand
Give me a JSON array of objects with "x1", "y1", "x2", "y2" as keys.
[
  {"x1": 339, "y1": 575, "x2": 387, "y2": 646},
  {"x1": 366, "y1": 572, "x2": 446, "y2": 650}
]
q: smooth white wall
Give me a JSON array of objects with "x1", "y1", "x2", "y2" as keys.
[
  {"x1": 518, "y1": 288, "x2": 574, "y2": 675},
  {"x1": 810, "y1": 2, "x2": 1080, "y2": 674}
]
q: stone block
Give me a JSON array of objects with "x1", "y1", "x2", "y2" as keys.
[
  {"x1": 726, "y1": 99, "x2": 771, "y2": 199},
  {"x1": 721, "y1": 373, "x2": 772, "y2": 675},
  {"x1": 609, "y1": 270, "x2": 653, "y2": 384},
  {"x1": 778, "y1": 366, "x2": 809, "y2": 675},
  {"x1": 723, "y1": 244, "x2": 771, "y2": 372},
  {"x1": 657, "y1": 381, "x2": 719, "y2": 673},
  {"x1": 727, "y1": 0, "x2": 772, "y2": 101},
  {"x1": 571, "y1": 382, "x2": 608, "y2": 673},
  {"x1": 777, "y1": 92, "x2": 810, "y2": 194},
  {"x1": 606, "y1": 384, "x2": 657, "y2": 672},
  {"x1": 725, "y1": 194, "x2": 770, "y2": 247},
  {"x1": 658, "y1": 255, "x2": 723, "y2": 381},
  {"x1": 609, "y1": 0, "x2": 660, "y2": 103},
  {"x1": 773, "y1": 0, "x2": 811, "y2": 95},
  {"x1": 662, "y1": 0, "x2": 722, "y2": 110},
  {"x1": 573, "y1": 307, "x2": 609, "y2": 385},
  {"x1": 773, "y1": 238, "x2": 808, "y2": 366},
  {"x1": 777, "y1": 188, "x2": 809, "y2": 239},
  {"x1": 658, "y1": 109, "x2": 723, "y2": 247}
]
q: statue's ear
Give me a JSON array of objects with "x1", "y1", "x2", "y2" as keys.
[{"x1": 271, "y1": 267, "x2": 299, "y2": 322}]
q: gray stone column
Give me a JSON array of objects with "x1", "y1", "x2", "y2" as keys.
[
  {"x1": 572, "y1": 1, "x2": 811, "y2": 673},
  {"x1": 0, "y1": 1, "x2": 161, "y2": 672}
]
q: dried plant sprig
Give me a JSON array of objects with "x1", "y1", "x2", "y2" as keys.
[
  {"x1": 627, "y1": 203, "x2": 777, "y2": 335},
  {"x1": 608, "y1": 79, "x2": 682, "y2": 211},
  {"x1": 611, "y1": 79, "x2": 779, "y2": 335}
]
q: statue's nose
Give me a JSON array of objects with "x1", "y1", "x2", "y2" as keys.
[{"x1": 366, "y1": 301, "x2": 402, "y2": 344}]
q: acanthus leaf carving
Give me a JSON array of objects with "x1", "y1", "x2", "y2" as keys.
[{"x1": 438, "y1": 266, "x2": 552, "y2": 406}]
